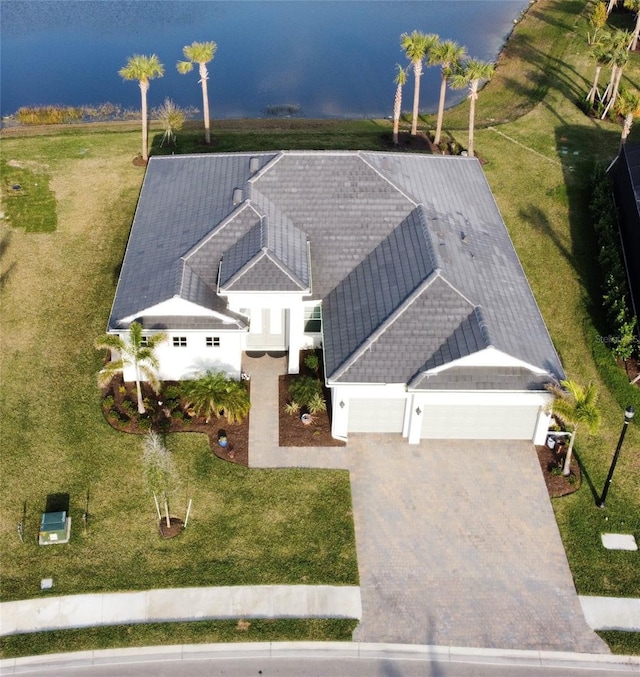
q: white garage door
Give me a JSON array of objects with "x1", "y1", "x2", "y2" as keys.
[
  {"x1": 348, "y1": 398, "x2": 406, "y2": 433},
  {"x1": 421, "y1": 405, "x2": 539, "y2": 440}
]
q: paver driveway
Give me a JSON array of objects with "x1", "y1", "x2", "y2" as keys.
[{"x1": 347, "y1": 435, "x2": 608, "y2": 653}]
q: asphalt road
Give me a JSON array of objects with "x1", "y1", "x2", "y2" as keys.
[{"x1": 3, "y1": 654, "x2": 639, "y2": 677}]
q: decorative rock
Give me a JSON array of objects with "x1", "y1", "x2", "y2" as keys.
[{"x1": 40, "y1": 578, "x2": 53, "y2": 590}]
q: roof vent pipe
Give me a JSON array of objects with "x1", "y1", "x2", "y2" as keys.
[
  {"x1": 249, "y1": 157, "x2": 260, "y2": 174},
  {"x1": 232, "y1": 188, "x2": 243, "y2": 205}
]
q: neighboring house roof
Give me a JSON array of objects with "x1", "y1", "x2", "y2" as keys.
[{"x1": 108, "y1": 151, "x2": 564, "y2": 388}]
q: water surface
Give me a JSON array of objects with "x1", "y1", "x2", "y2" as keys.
[{"x1": 1, "y1": 0, "x2": 530, "y2": 118}]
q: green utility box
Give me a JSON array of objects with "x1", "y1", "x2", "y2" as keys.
[{"x1": 39, "y1": 510, "x2": 71, "y2": 545}]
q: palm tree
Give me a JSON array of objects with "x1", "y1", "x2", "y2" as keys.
[
  {"x1": 547, "y1": 380, "x2": 601, "y2": 476},
  {"x1": 615, "y1": 87, "x2": 640, "y2": 143},
  {"x1": 95, "y1": 322, "x2": 167, "y2": 414},
  {"x1": 177, "y1": 41, "x2": 217, "y2": 144},
  {"x1": 119, "y1": 54, "x2": 164, "y2": 162},
  {"x1": 400, "y1": 30, "x2": 439, "y2": 136},
  {"x1": 587, "y1": 38, "x2": 612, "y2": 105},
  {"x1": 607, "y1": 0, "x2": 619, "y2": 15},
  {"x1": 624, "y1": 0, "x2": 640, "y2": 50},
  {"x1": 602, "y1": 42, "x2": 629, "y2": 117},
  {"x1": 392, "y1": 64, "x2": 408, "y2": 145},
  {"x1": 450, "y1": 58, "x2": 495, "y2": 157},
  {"x1": 430, "y1": 39, "x2": 467, "y2": 146},
  {"x1": 181, "y1": 371, "x2": 250, "y2": 424}
]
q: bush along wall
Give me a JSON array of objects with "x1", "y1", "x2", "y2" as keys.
[{"x1": 589, "y1": 166, "x2": 638, "y2": 362}]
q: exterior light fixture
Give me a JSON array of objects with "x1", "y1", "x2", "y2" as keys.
[{"x1": 597, "y1": 406, "x2": 635, "y2": 508}]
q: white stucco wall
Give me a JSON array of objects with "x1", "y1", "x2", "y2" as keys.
[{"x1": 120, "y1": 330, "x2": 245, "y2": 383}]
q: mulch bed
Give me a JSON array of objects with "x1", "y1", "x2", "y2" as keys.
[
  {"x1": 100, "y1": 375, "x2": 249, "y2": 466},
  {"x1": 278, "y1": 350, "x2": 345, "y2": 447},
  {"x1": 158, "y1": 516, "x2": 184, "y2": 539},
  {"x1": 535, "y1": 442, "x2": 581, "y2": 498}
]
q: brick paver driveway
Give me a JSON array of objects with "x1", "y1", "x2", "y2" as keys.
[{"x1": 347, "y1": 436, "x2": 608, "y2": 653}]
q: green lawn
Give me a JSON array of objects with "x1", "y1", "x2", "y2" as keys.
[
  {"x1": 0, "y1": 133, "x2": 357, "y2": 605},
  {"x1": 2, "y1": 0, "x2": 640, "y2": 657}
]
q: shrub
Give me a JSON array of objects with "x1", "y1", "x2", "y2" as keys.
[
  {"x1": 307, "y1": 392, "x2": 327, "y2": 415},
  {"x1": 288, "y1": 376, "x2": 322, "y2": 407},
  {"x1": 284, "y1": 401, "x2": 300, "y2": 416},
  {"x1": 103, "y1": 395, "x2": 115, "y2": 409},
  {"x1": 181, "y1": 371, "x2": 251, "y2": 424},
  {"x1": 303, "y1": 353, "x2": 319, "y2": 373},
  {"x1": 589, "y1": 166, "x2": 638, "y2": 361}
]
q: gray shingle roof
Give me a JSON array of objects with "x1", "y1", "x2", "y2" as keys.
[{"x1": 109, "y1": 151, "x2": 564, "y2": 389}]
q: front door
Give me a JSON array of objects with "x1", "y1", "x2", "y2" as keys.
[{"x1": 246, "y1": 308, "x2": 287, "y2": 350}]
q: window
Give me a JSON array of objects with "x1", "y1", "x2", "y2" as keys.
[
  {"x1": 304, "y1": 306, "x2": 322, "y2": 333},
  {"x1": 140, "y1": 336, "x2": 149, "y2": 347},
  {"x1": 206, "y1": 336, "x2": 220, "y2": 347},
  {"x1": 172, "y1": 336, "x2": 187, "y2": 347}
]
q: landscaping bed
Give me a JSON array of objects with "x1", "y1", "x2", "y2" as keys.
[
  {"x1": 100, "y1": 375, "x2": 249, "y2": 466},
  {"x1": 535, "y1": 443, "x2": 581, "y2": 498}
]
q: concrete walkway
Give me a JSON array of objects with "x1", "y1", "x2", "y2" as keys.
[
  {"x1": 245, "y1": 352, "x2": 351, "y2": 469},
  {"x1": 0, "y1": 586, "x2": 362, "y2": 637},
  {"x1": 581, "y1": 596, "x2": 640, "y2": 632}
]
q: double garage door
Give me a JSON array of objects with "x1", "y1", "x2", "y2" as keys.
[{"x1": 348, "y1": 399, "x2": 538, "y2": 440}]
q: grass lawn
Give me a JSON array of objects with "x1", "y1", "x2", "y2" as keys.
[
  {"x1": 0, "y1": 132, "x2": 357, "y2": 656},
  {"x1": 2, "y1": 0, "x2": 640, "y2": 657}
]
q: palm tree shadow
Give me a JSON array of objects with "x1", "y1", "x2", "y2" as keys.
[
  {"x1": 519, "y1": 203, "x2": 574, "y2": 267},
  {"x1": 574, "y1": 449, "x2": 600, "y2": 503},
  {"x1": 0, "y1": 230, "x2": 16, "y2": 289}
]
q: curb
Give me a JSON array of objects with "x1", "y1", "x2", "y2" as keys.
[{"x1": 1, "y1": 642, "x2": 640, "y2": 674}]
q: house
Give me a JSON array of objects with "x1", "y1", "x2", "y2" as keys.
[
  {"x1": 609, "y1": 143, "x2": 640, "y2": 326},
  {"x1": 107, "y1": 151, "x2": 564, "y2": 444}
]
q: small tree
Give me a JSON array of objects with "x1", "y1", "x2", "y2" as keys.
[
  {"x1": 547, "y1": 380, "x2": 601, "y2": 476},
  {"x1": 588, "y1": 2, "x2": 608, "y2": 45},
  {"x1": 142, "y1": 431, "x2": 179, "y2": 528},
  {"x1": 154, "y1": 98, "x2": 186, "y2": 147}
]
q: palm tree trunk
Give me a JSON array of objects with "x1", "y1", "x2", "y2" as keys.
[
  {"x1": 393, "y1": 84, "x2": 402, "y2": 144},
  {"x1": 135, "y1": 362, "x2": 146, "y2": 414},
  {"x1": 607, "y1": 0, "x2": 617, "y2": 15},
  {"x1": 622, "y1": 112, "x2": 634, "y2": 143},
  {"x1": 467, "y1": 86, "x2": 478, "y2": 157},
  {"x1": 587, "y1": 65, "x2": 602, "y2": 105},
  {"x1": 562, "y1": 427, "x2": 577, "y2": 476},
  {"x1": 199, "y1": 62, "x2": 211, "y2": 144},
  {"x1": 434, "y1": 73, "x2": 448, "y2": 146},
  {"x1": 603, "y1": 66, "x2": 625, "y2": 118},
  {"x1": 139, "y1": 80, "x2": 149, "y2": 162},
  {"x1": 411, "y1": 62, "x2": 422, "y2": 136},
  {"x1": 602, "y1": 64, "x2": 617, "y2": 104},
  {"x1": 632, "y1": 13, "x2": 640, "y2": 51}
]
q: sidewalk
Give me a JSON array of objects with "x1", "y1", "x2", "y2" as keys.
[
  {"x1": 0, "y1": 586, "x2": 362, "y2": 637},
  {"x1": 580, "y1": 596, "x2": 640, "y2": 632}
]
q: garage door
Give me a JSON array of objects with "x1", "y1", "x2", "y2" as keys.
[
  {"x1": 421, "y1": 405, "x2": 538, "y2": 440},
  {"x1": 348, "y1": 398, "x2": 406, "y2": 433}
]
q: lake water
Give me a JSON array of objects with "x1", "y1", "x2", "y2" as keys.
[{"x1": 0, "y1": 0, "x2": 530, "y2": 119}]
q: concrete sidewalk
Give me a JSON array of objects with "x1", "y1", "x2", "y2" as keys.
[
  {"x1": 580, "y1": 597, "x2": 640, "y2": 632},
  {"x1": 0, "y1": 586, "x2": 362, "y2": 637}
]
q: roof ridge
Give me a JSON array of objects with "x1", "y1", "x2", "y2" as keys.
[{"x1": 357, "y1": 152, "x2": 419, "y2": 207}]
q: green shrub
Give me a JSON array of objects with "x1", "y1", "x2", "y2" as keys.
[
  {"x1": 288, "y1": 376, "x2": 322, "y2": 407},
  {"x1": 121, "y1": 399, "x2": 136, "y2": 416},
  {"x1": 589, "y1": 167, "x2": 638, "y2": 361},
  {"x1": 303, "y1": 353, "x2": 319, "y2": 373},
  {"x1": 307, "y1": 392, "x2": 327, "y2": 415},
  {"x1": 103, "y1": 395, "x2": 115, "y2": 409},
  {"x1": 284, "y1": 401, "x2": 300, "y2": 416}
]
